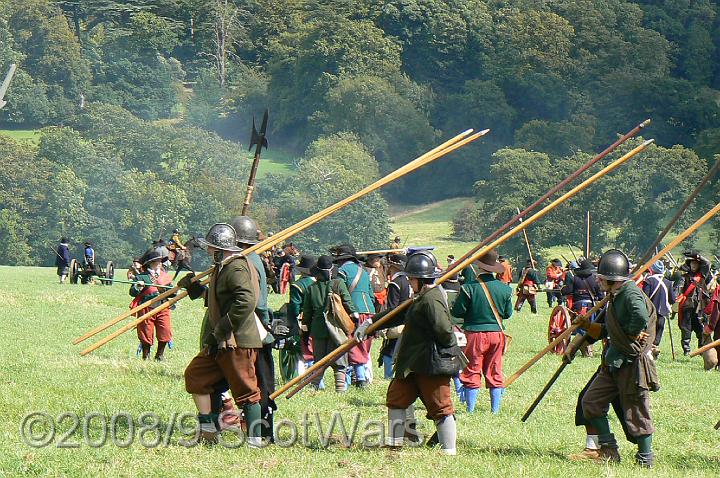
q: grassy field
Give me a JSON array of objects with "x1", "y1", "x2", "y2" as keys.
[
  {"x1": 0, "y1": 129, "x2": 40, "y2": 143},
  {"x1": 390, "y1": 198, "x2": 478, "y2": 261},
  {"x1": 1, "y1": 266, "x2": 719, "y2": 477}
]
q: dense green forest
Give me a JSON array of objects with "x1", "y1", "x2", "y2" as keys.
[{"x1": 0, "y1": 0, "x2": 718, "y2": 265}]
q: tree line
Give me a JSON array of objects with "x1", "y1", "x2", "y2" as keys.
[{"x1": 0, "y1": 0, "x2": 718, "y2": 265}]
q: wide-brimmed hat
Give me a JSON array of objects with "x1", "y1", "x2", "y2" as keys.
[
  {"x1": 312, "y1": 255, "x2": 334, "y2": 277},
  {"x1": 296, "y1": 254, "x2": 317, "y2": 275},
  {"x1": 330, "y1": 243, "x2": 358, "y2": 263},
  {"x1": 387, "y1": 253, "x2": 408, "y2": 267},
  {"x1": 141, "y1": 248, "x2": 167, "y2": 266},
  {"x1": 474, "y1": 249, "x2": 505, "y2": 274},
  {"x1": 575, "y1": 259, "x2": 595, "y2": 276},
  {"x1": 551, "y1": 258, "x2": 562, "y2": 267}
]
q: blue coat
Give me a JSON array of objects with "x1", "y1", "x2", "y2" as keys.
[
  {"x1": 55, "y1": 243, "x2": 70, "y2": 267},
  {"x1": 337, "y1": 260, "x2": 374, "y2": 314}
]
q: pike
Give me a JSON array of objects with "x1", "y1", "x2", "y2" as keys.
[
  {"x1": 509, "y1": 159, "x2": 720, "y2": 389},
  {"x1": 567, "y1": 244, "x2": 579, "y2": 262},
  {"x1": 585, "y1": 211, "x2": 591, "y2": 258},
  {"x1": 634, "y1": 157, "x2": 719, "y2": 268},
  {"x1": 0, "y1": 63, "x2": 17, "y2": 110},
  {"x1": 271, "y1": 139, "x2": 654, "y2": 400},
  {"x1": 96, "y1": 277, "x2": 174, "y2": 289},
  {"x1": 517, "y1": 207, "x2": 535, "y2": 266},
  {"x1": 74, "y1": 129, "x2": 487, "y2": 354},
  {"x1": 517, "y1": 200, "x2": 720, "y2": 420},
  {"x1": 241, "y1": 109, "x2": 269, "y2": 216}
]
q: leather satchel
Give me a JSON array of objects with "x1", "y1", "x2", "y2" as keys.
[{"x1": 325, "y1": 279, "x2": 355, "y2": 334}]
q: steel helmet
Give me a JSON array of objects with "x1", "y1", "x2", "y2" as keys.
[
  {"x1": 229, "y1": 216, "x2": 260, "y2": 245},
  {"x1": 197, "y1": 223, "x2": 241, "y2": 252},
  {"x1": 596, "y1": 249, "x2": 631, "y2": 281},
  {"x1": 405, "y1": 251, "x2": 441, "y2": 279}
]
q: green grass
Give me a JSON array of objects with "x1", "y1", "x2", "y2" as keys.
[
  {"x1": 2, "y1": 266, "x2": 719, "y2": 477},
  {"x1": 256, "y1": 149, "x2": 296, "y2": 178},
  {"x1": 0, "y1": 128, "x2": 39, "y2": 144},
  {"x1": 391, "y1": 198, "x2": 477, "y2": 260}
]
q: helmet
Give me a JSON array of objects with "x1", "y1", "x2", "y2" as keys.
[
  {"x1": 197, "y1": 223, "x2": 241, "y2": 252},
  {"x1": 229, "y1": 216, "x2": 259, "y2": 245},
  {"x1": 596, "y1": 249, "x2": 630, "y2": 281},
  {"x1": 405, "y1": 251, "x2": 441, "y2": 279},
  {"x1": 173, "y1": 228, "x2": 180, "y2": 234}
]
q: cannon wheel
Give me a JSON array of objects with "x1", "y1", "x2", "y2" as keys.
[
  {"x1": 104, "y1": 261, "x2": 115, "y2": 285},
  {"x1": 69, "y1": 259, "x2": 79, "y2": 284},
  {"x1": 547, "y1": 305, "x2": 572, "y2": 355}
]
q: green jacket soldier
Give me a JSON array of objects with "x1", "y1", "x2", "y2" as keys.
[
  {"x1": 576, "y1": 249, "x2": 659, "y2": 468},
  {"x1": 357, "y1": 251, "x2": 459, "y2": 455},
  {"x1": 302, "y1": 255, "x2": 357, "y2": 392},
  {"x1": 182, "y1": 223, "x2": 264, "y2": 447}
]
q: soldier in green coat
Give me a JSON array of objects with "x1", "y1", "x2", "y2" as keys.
[
  {"x1": 575, "y1": 249, "x2": 659, "y2": 468},
  {"x1": 356, "y1": 251, "x2": 459, "y2": 455},
  {"x1": 302, "y1": 255, "x2": 358, "y2": 392},
  {"x1": 181, "y1": 223, "x2": 264, "y2": 447}
]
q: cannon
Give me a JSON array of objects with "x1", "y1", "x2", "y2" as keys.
[{"x1": 69, "y1": 259, "x2": 115, "y2": 285}]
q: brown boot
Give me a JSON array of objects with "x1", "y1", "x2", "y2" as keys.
[
  {"x1": 567, "y1": 448, "x2": 601, "y2": 461},
  {"x1": 594, "y1": 445, "x2": 621, "y2": 464}
]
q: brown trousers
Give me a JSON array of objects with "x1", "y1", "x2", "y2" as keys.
[
  {"x1": 386, "y1": 373, "x2": 454, "y2": 421},
  {"x1": 582, "y1": 364, "x2": 655, "y2": 437},
  {"x1": 184, "y1": 347, "x2": 260, "y2": 406}
]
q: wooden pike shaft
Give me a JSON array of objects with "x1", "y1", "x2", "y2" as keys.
[
  {"x1": 507, "y1": 199, "x2": 720, "y2": 386},
  {"x1": 635, "y1": 157, "x2": 719, "y2": 268},
  {"x1": 77, "y1": 130, "x2": 486, "y2": 355},
  {"x1": 271, "y1": 140, "x2": 653, "y2": 400},
  {"x1": 586, "y1": 211, "x2": 591, "y2": 258},
  {"x1": 517, "y1": 207, "x2": 534, "y2": 265},
  {"x1": 450, "y1": 120, "x2": 650, "y2": 270},
  {"x1": 72, "y1": 129, "x2": 479, "y2": 346},
  {"x1": 521, "y1": 360, "x2": 569, "y2": 422},
  {"x1": 355, "y1": 248, "x2": 406, "y2": 256}
]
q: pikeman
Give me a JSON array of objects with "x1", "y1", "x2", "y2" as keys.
[
  {"x1": 561, "y1": 259, "x2": 603, "y2": 357},
  {"x1": 515, "y1": 259, "x2": 540, "y2": 313},
  {"x1": 378, "y1": 253, "x2": 411, "y2": 379},
  {"x1": 703, "y1": 280, "x2": 720, "y2": 370},
  {"x1": 180, "y1": 223, "x2": 264, "y2": 446},
  {"x1": 302, "y1": 255, "x2": 358, "y2": 392},
  {"x1": 129, "y1": 249, "x2": 174, "y2": 361},
  {"x1": 677, "y1": 250, "x2": 712, "y2": 355},
  {"x1": 289, "y1": 255, "x2": 318, "y2": 376},
  {"x1": 567, "y1": 249, "x2": 659, "y2": 468},
  {"x1": 545, "y1": 258, "x2": 566, "y2": 307},
  {"x1": 451, "y1": 249, "x2": 512, "y2": 414},
  {"x1": 229, "y1": 215, "x2": 276, "y2": 441},
  {"x1": 332, "y1": 243, "x2": 375, "y2": 388},
  {"x1": 355, "y1": 251, "x2": 460, "y2": 455},
  {"x1": 641, "y1": 260, "x2": 676, "y2": 359}
]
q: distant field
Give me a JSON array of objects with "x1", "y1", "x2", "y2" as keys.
[
  {"x1": 390, "y1": 198, "x2": 477, "y2": 260},
  {"x1": 257, "y1": 148, "x2": 296, "y2": 178},
  {"x1": 0, "y1": 129, "x2": 39, "y2": 143}
]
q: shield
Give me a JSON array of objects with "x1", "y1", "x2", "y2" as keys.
[{"x1": 547, "y1": 305, "x2": 571, "y2": 354}]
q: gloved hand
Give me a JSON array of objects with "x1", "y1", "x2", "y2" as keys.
[
  {"x1": 574, "y1": 315, "x2": 602, "y2": 340},
  {"x1": 563, "y1": 334, "x2": 586, "y2": 364},
  {"x1": 179, "y1": 272, "x2": 205, "y2": 300},
  {"x1": 353, "y1": 319, "x2": 373, "y2": 341}
]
